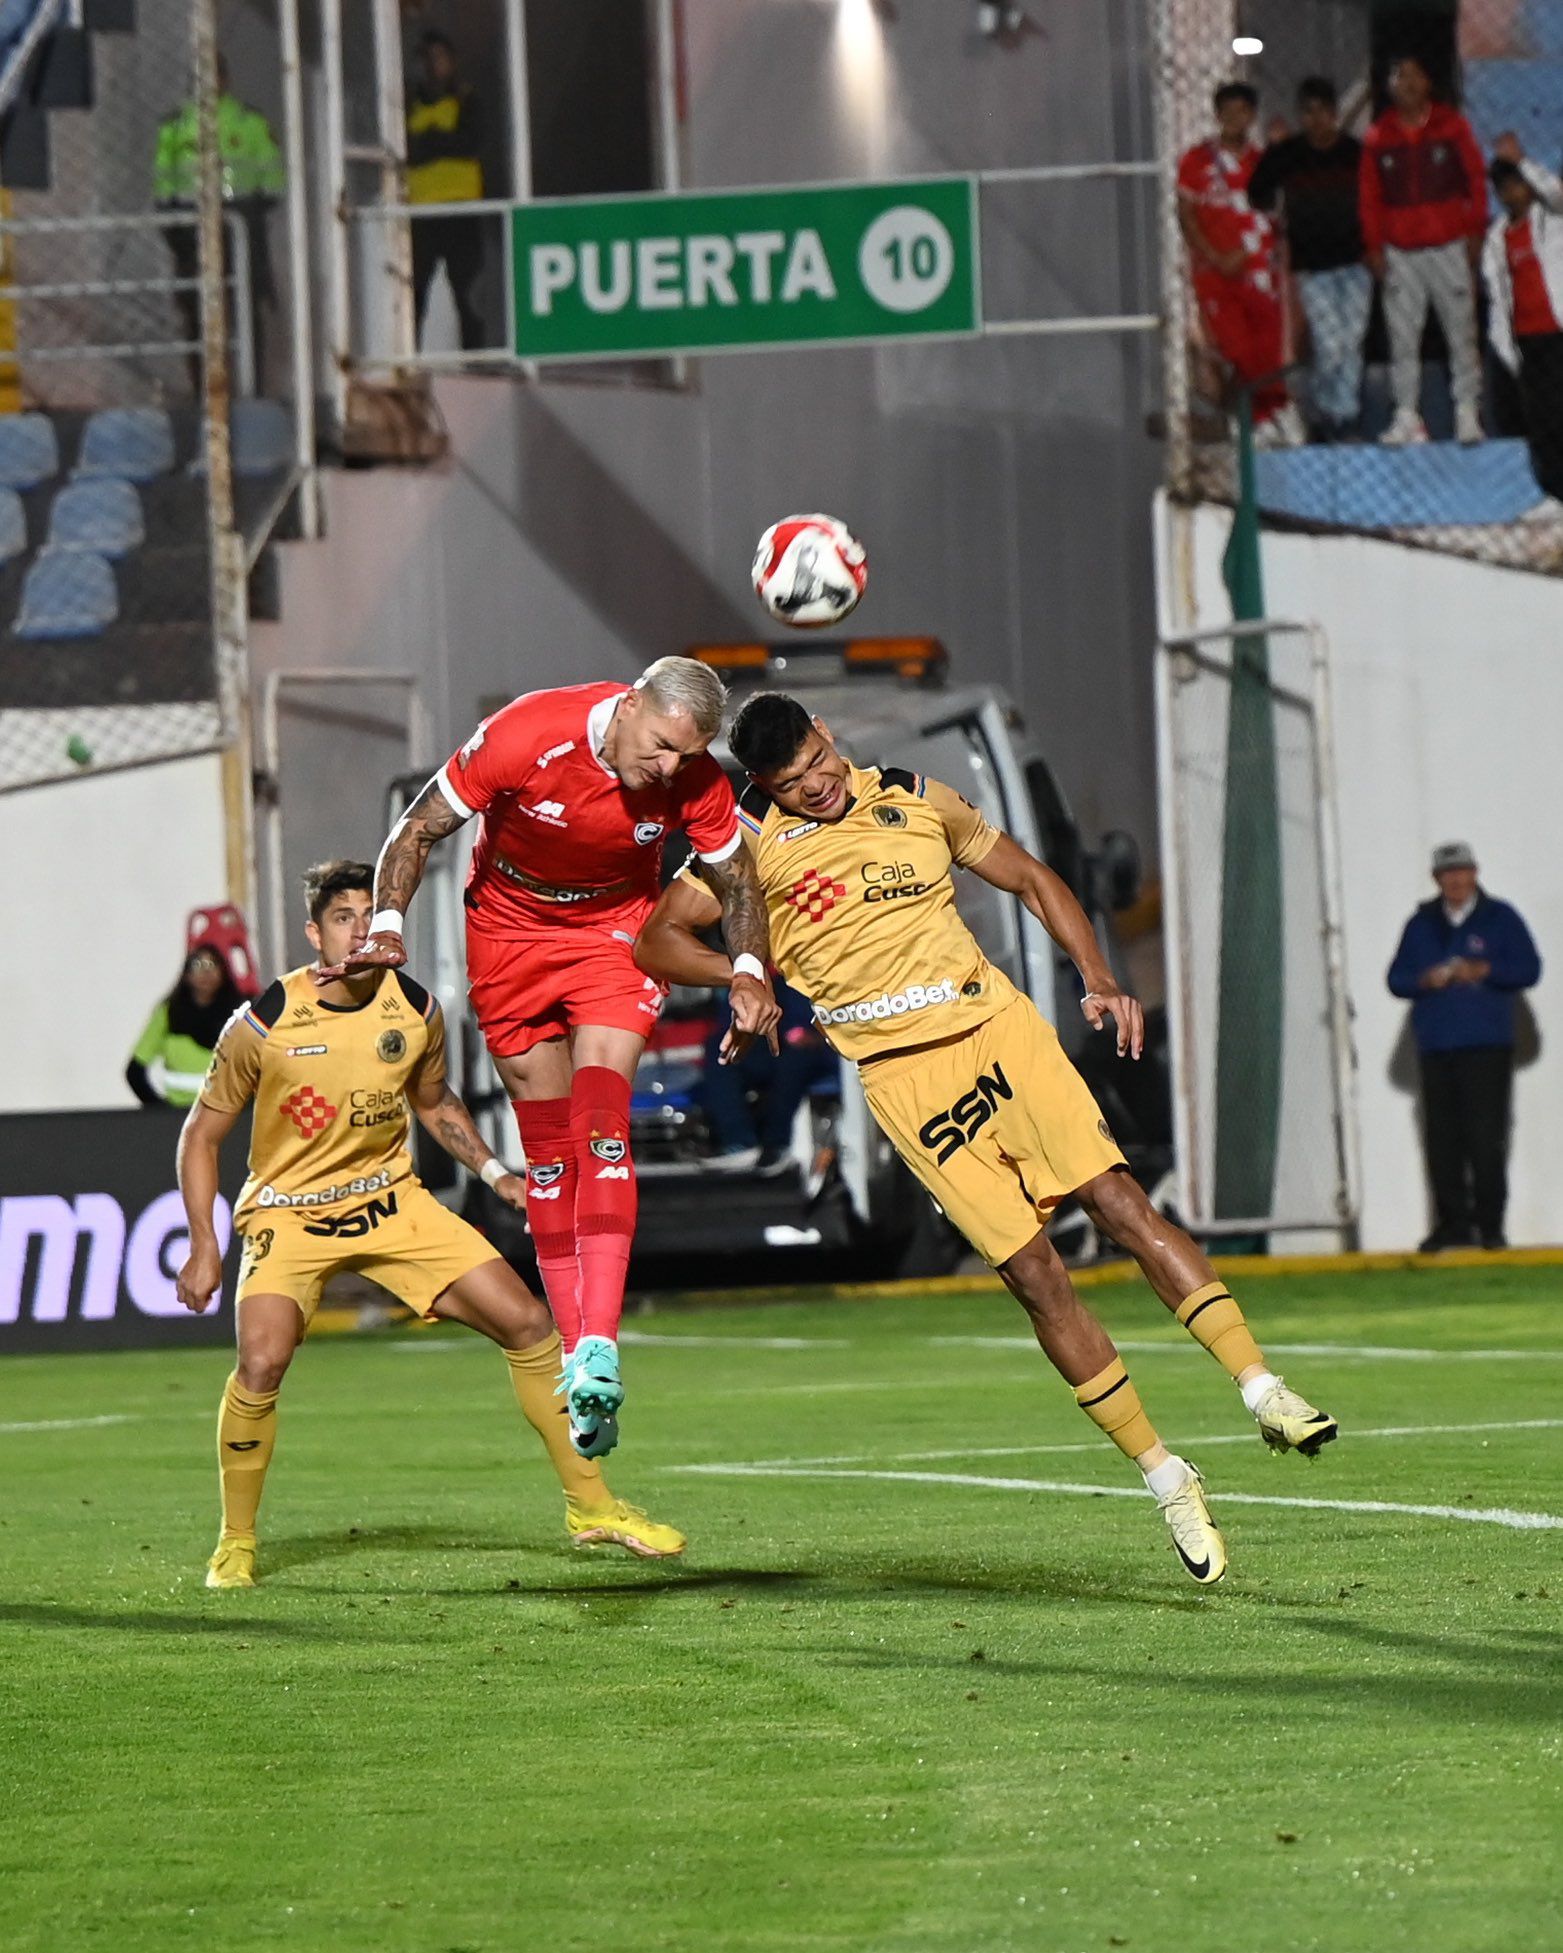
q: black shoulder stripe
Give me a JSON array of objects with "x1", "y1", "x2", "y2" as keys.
[
  {"x1": 393, "y1": 968, "x2": 434, "y2": 1018},
  {"x1": 248, "y1": 978, "x2": 286, "y2": 1030},
  {"x1": 739, "y1": 781, "x2": 774, "y2": 819},
  {"x1": 877, "y1": 766, "x2": 920, "y2": 795}
]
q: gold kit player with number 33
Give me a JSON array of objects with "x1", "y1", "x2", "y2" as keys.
[
  {"x1": 174, "y1": 860, "x2": 684, "y2": 1589},
  {"x1": 635, "y1": 695, "x2": 1339, "y2": 1585}
]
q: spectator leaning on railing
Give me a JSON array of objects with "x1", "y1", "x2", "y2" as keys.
[
  {"x1": 1361, "y1": 53, "x2": 1488, "y2": 448},
  {"x1": 1247, "y1": 76, "x2": 1368, "y2": 441},
  {"x1": 1177, "y1": 81, "x2": 1306, "y2": 449},
  {"x1": 1483, "y1": 136, "x2": 1563, "y2": 521}
]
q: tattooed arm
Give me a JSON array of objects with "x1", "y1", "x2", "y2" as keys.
[
  {"x1": 696, "y1": 846, "x2": 781, "y2": 1055},
  {"x1": 406, "y1": 1029, "x2": 526, "y2": 1212},
  {"x1": 317, "y1": 776, "x2": 468, "y2": 980}
]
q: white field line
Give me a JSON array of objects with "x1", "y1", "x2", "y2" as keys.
[
  {"x1": 672, "y1": 1462, "x2": 1563, "y2": 1532},
  {"x1": 0, "y1": 1412, "x2": 140, "y2": 1435},
  {"x1": 929, "y1": 1336, "x2": 1563, "y2": 1361},
  {"x1": 719, "y1": 1417, "x2": 1563, "y2": 1471}
]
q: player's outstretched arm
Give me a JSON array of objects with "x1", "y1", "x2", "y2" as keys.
[
  {"x1": 700, "y1": 847, "x2": 781, "y2": 1051},
  {"x1": 636, "y1": 872, "x2": 779, "y2": 1061},
  {"x1": 316, "y1": 776, "x2": 468, "y2": 981},
  {"x1": 175, "y1": 1099, "x2": 241, "y2": 1313},
  {"x1": 970, "y1": 832, "x2": 1145, "y2": 1060},
  {"x1": 405, "y1": 1038, "x2": 526, "y2": 1211}
]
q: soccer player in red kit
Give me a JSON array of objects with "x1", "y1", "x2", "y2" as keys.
[{"x1": 324, "y1": 657, "x2": 777, "y2": 1458}]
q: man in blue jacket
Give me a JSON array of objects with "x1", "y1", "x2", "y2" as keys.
[{"x1": 1387, "y1": 844, "x2": 1541, "y2": 1251}]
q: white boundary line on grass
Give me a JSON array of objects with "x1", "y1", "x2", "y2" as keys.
[
  {"x1": 721, "y1": 1417, "x2": 1563, "y2": 1470},
  {"x1": 0, "y1": 1412, "x2": 138, "y2": 1435},
  {"x1": 929, "y1": 1336, "x2": 1563, "y2": 1361},
  {"x1": 672, "y1": 1462, "x2": 1563, "y2": 1532}
]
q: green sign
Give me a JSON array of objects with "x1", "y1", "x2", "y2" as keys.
[{"x1": 510, "y1": 178, "x2": 981, "y2": 361}]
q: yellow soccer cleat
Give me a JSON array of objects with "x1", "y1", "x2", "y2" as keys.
[
  {"x1": 1156, "y1": 1463, "x2": 1227, "y2": 1586},
  {"x1": 1252, "y1": 1377, "x2": 1339, "y2": 1458},
  {"x1": 566, "y1": 1498, "x2": 686, "y2": 1560},
  {"x1": 205, "y1": 1535, "x2": 257, "y2": 1589}
]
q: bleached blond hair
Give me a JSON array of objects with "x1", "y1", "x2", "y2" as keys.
[{"x1": 634, "y1": 656, "x2": 727, "y2": 739}]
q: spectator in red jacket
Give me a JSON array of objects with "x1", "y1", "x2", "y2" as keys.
[
  {"x1": 1178, "y1": 82, "x2": 1305, "y2": 448},
  {"x1": 1361, "y1": 53, "x2": 1488, "y2": 447},
  {"x1": 1483, "y1": 139, "x2": 1563, "y2": 520}
]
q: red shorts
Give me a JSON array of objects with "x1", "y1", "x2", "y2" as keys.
[{"x1": 466, "y1": 918, "x2": 668, "y2": 1057}]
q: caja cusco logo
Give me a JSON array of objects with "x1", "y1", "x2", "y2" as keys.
[{"x1": 918, "y1": 1064, "x2": 1013, "y2": 1166}]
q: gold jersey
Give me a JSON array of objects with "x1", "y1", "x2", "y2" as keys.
[
  {"x1": 728, "y1": 761, "x2": 1017, "y2": 1062},
  {"x1": 199, "y1": 965, "x2": 443, "y2": 1227}
]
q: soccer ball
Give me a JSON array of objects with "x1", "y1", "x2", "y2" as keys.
[{"x1": 752, "y1": 513, "x2": 868, "y2": 629}]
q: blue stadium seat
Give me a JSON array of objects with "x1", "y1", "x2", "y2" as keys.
[
  {"x1": 232, "y1": 397, "x2": 294, "y2": 476},
  {"x1": 0, "y1": 412, "x2": 60, "y2": 489},
  {"x1": 47, "y1": 477, "x2": 144, "y2": 557},
  {"x1": 75, "y1": 406, "x2": 175, "y2": 482},
  {"x1": 0, "y1": 486, "x2": 25, "y2": 565},
  {"x1": 14, "y1": 548, "x2": 118, "y2": 639}
]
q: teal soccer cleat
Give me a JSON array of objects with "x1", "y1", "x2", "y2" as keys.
[{"x1": 563, "y1": 1336, "x2": 624, "y2": 1457}]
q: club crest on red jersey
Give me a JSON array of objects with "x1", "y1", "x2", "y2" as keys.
[{"x1": 634, "y1": 822, "x2": 664, "y2": 845}]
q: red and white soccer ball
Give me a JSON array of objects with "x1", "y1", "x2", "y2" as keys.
[{"x1": 752, "y1": 513, "x2": 868, "y2": 629}]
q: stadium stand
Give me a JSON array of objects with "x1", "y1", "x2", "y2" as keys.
[{"x1": 47, "y1": 477, "x2": 144, "y2": 556}]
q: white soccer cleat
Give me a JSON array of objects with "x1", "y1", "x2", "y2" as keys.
[
  {"x1": 1252, "y1": 1377, "x2": 1338, "y2": 1458},
  {"x1": 1156, "y1": 1462, "x2": 1228, "y2": 1586}
]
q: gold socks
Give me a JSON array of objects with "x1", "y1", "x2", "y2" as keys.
[
  {"x1": 1072, "y1": 1357, "x2": 1159, "y2": 1461},
  {"x1": 503, "y1": 1334, "x2": 609, "y2": 1506},
  {"x1": 1175, "y1": 1281, "x2": 1265, "y2": 1381},
  {"x1": 217, "y1": 1373, "x2": 279, "y2": 1540}
]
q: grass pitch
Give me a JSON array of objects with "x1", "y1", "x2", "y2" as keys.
[{"x1": 2, "y1": 1265, "x2": 1560, "y2": 1952}]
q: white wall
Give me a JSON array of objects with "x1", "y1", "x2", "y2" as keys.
[
  {"x1": 0, "y1": 756, "x2": 228, "y2": 1113},
  {"x1": 1163, "y1": 500, "x2": 1562, "y2": 1250}
]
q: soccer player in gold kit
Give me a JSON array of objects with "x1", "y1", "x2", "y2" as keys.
[
  {"x1": 175, "y1": 860, "x2": 685, "y2": 1588},
  {"x1": 636, "y1": 695, "x2": 1339, "y2": 1585}
]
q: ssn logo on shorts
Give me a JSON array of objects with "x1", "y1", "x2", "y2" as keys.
[
  {"x1": 302, "y1": 1193, "x2": 399, "y2": 1239},
  {"x1": 590, "y1": 1136, "x2": 627, "y2": 1164},
  {"x1": 918, "y1": 1064, "x2": 1014, "y2": 1166}
]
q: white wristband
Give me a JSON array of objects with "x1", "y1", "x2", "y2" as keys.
[
  {"x1": 731, "y1": 953, "x2": 766, "y2": 983},
  {"x1": 480, "y1": 1157, "x2": 511, "y2": 1190},
  {"x1": 369, "y1": 909, "x2": 404, "y2": 939}
]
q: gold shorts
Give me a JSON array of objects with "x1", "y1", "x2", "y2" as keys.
[
  {"x1": 234, "y1": 1179, "x2": 500, "y2": 1321},
  {"x1": 860, "y1": 995, "x2": 1127, "y2": 1267}
]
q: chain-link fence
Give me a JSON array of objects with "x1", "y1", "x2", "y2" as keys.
[
  {"x1": 1156, "y1": 0, "x2": 1563, "y2": 571},
  {"x1": 0, "y1": 0, "x2": 296, "y2": 796}
]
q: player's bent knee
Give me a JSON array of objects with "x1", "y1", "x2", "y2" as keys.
[
  {"x1": 235, "y1": 1346, "x2": 292, "y2": 1393},
  {"x1": 999, "y1": 1233, "x2": 1070, "y2": 1319},
  {"x1": 1079, "y1": 1165, "x2": 1147, "y2": 1240}
]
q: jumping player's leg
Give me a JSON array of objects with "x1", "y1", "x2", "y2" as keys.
[
  {"x1": 208, "y1": 1291, "x2": 306, "y2": 1587},
  {"x1": 996, "y1": 1227, "x2": 1226, "y2": 1583},
  {"x1": 431, "y1": 1257, "x2": 683, "y2": 1558},
  {"x1": 1074, "y1": 1167, "x2": 1337, "y2": 1456},
  {"x1": 492, "y1": 1037, "x2": 583, "y2": 1352}
]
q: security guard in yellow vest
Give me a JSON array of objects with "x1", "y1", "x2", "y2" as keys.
[{"x1": 407, "y1": 31, "x2": 487, "y2": 350}]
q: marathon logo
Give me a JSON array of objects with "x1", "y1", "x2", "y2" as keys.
[
  {"x1": 255, "y1": 1169, "x2": 392, "y2": 1211},
  {"x1": 814, "y1": 979, "x2": 960, "y2": 1028}
]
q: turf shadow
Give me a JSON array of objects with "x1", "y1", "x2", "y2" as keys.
[
  {"x1": 260, "y1": 1524, "x2": 526, "y2": 1577},
  {"x1": 0, "y1": 1600, "x2": 353, "y2": 1642},
  {"x1": 816, "y1": 1643, "x2": 1560, "y2": 1725}
]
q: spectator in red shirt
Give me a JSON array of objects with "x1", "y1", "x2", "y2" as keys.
[
  {"x1": 1360, "y1": 53, "x2": 1488, "y2": 446},
  {"x1": 1177, "y1": 82, "x2": 1305, "y2": 447},
  {"x1": 1483, "y1": 136, "x2": 1563, "y2": 520}
]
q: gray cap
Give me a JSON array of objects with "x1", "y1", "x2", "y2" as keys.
[{"x1": 1432, "y1": 841, "x2": 1477, "y2": 873}]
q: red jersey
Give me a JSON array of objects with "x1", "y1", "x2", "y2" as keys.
[
  {"x1": 1359, "y1": 104, "x2": 1487, "y2": 254},
  {"x1": 438, "y1": 681, "x2": 741, "y2": 933},
  {"x1": 1506, "y1": 216, "x2": 1561, "y2": 337},
  {"x1": 1177, "y1": 139, "x2": 1275, "y2": 291}
]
